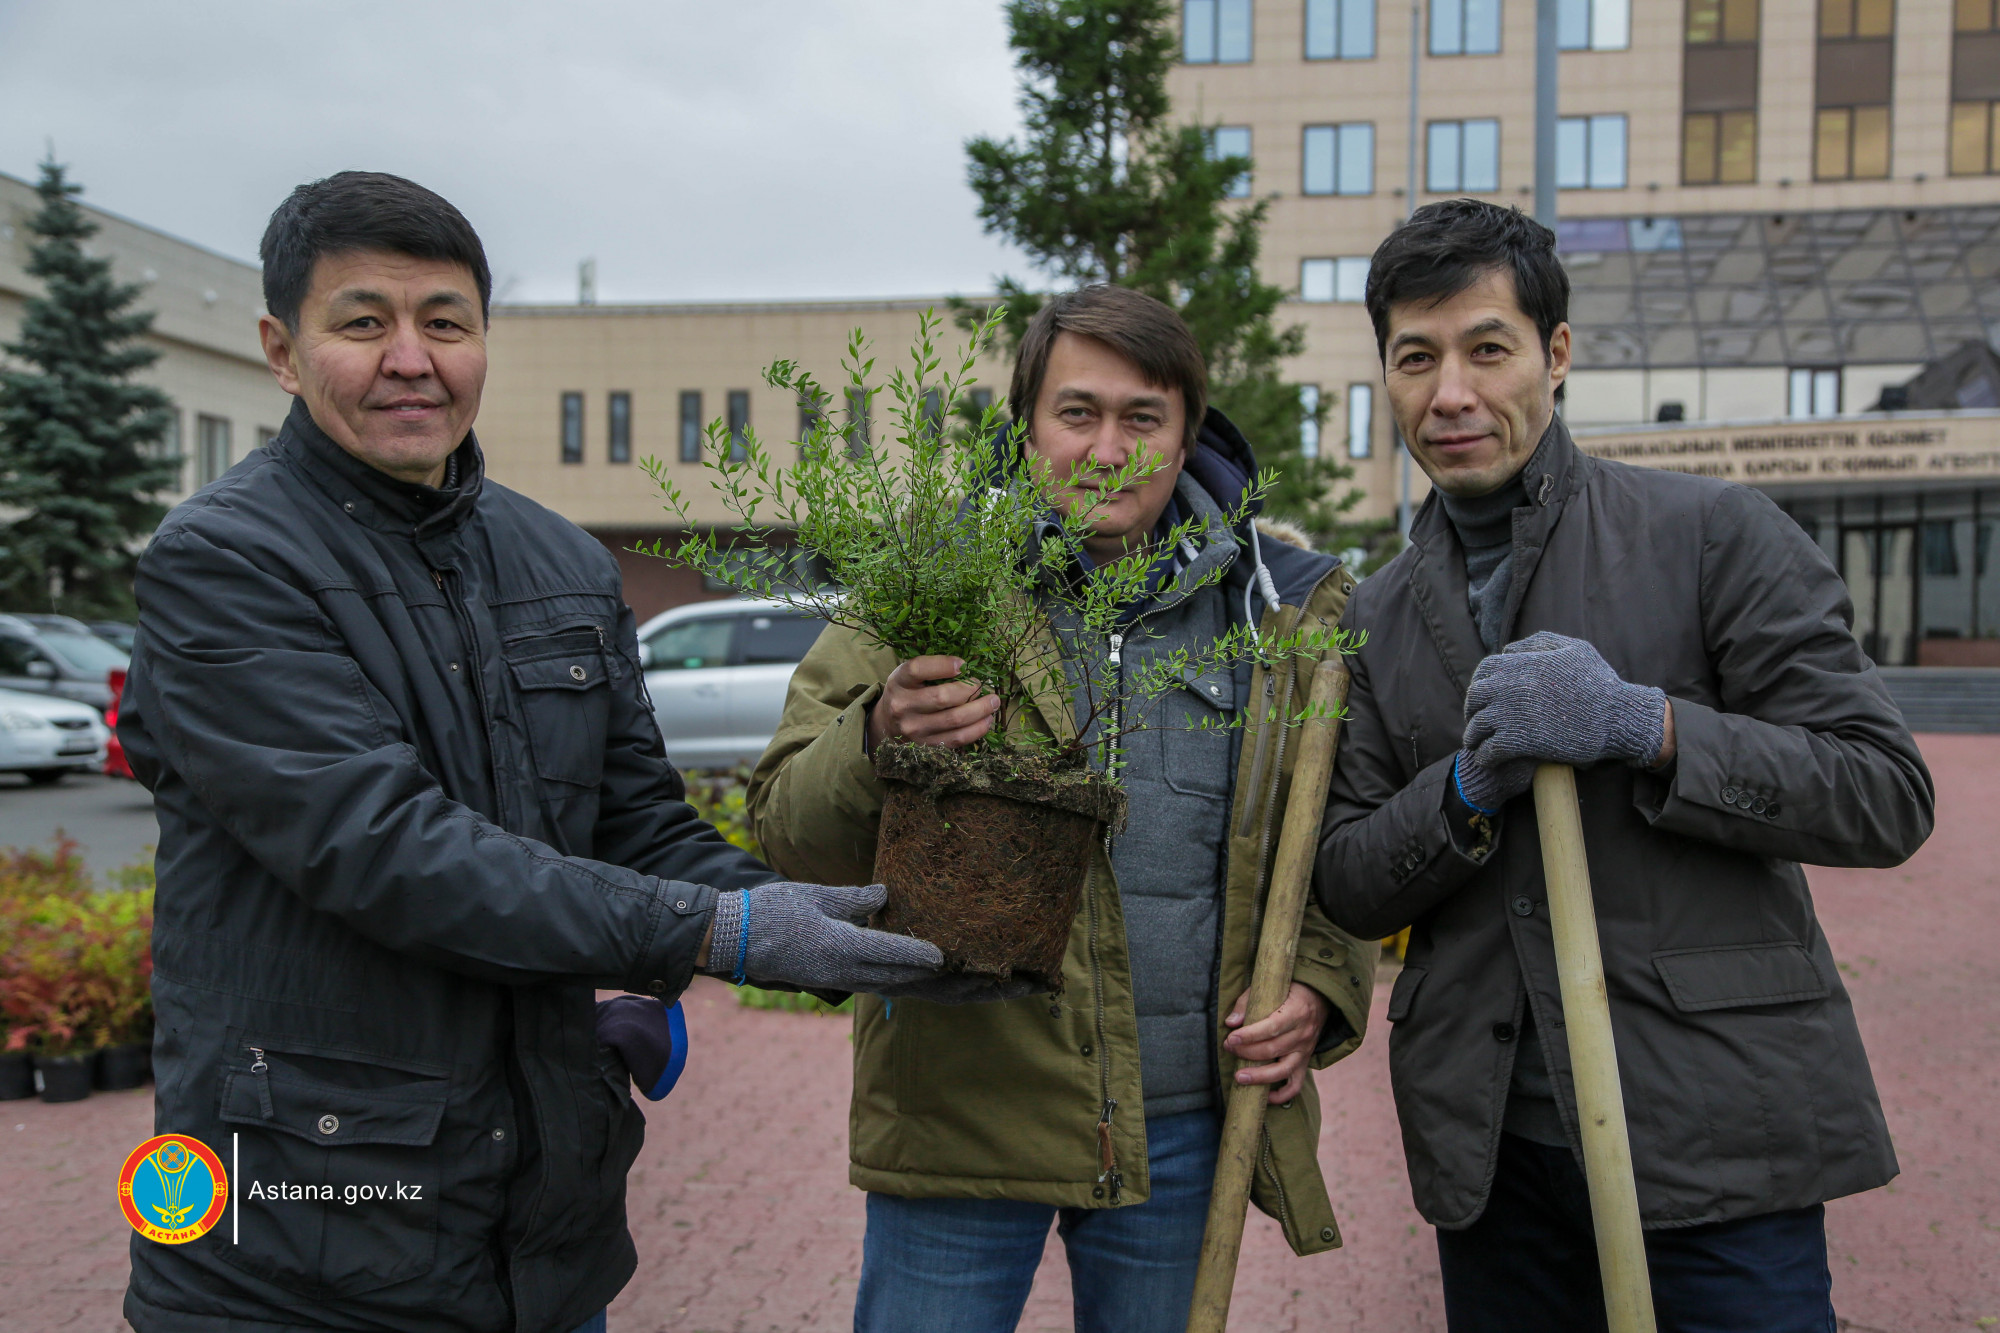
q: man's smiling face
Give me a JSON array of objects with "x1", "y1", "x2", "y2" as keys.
[
  {"x1": 258, "y1": 249, "x2": 487, "y2": 487},
  {"x1": 1381, "y1": 267, "x2": 1571, "y2": 498}
]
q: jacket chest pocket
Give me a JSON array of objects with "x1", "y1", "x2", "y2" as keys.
[
  {"x1": 506, "y1": 629, "x2": 612, "y2": 788},
  {"x1": 1153, "y1": 667, "x2": 1236, "y2": 798},
  {"x1": 215, "y1": 1044, "x2": 450, "y2": 1298}
]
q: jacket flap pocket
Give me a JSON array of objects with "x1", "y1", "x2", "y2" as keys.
[
  {"x1": 1651, "y1": 942, "x2": 1829, "y2": 1013},
  {"x1": 1180, "y1": 666, "x2": 1236, "y2": 712},
  {"x1": 1386, "y1": 965, "x2": 1426, "y2": 1023},
  {"x1": 220, "y1": 1067, "x2": 448, "y2": 1147},
  {"x1": 508, "y1": 653, "x2": 607, "y2": 693}
]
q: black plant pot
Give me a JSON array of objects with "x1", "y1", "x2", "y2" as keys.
[
  {"x1": 33, "y1": 1053, "x2": 93, "y2": 1103},
  {"x1": 95, "y1": 1041, "x2": 152, "y2": 1091},
  {"x1": 0, "y1": 1050, "x2": 32, "y2": 1101}
]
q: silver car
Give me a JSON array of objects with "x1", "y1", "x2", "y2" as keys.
[
  {"x1": 0, "y1": 613, "x2": 130, "y2": 713},
  {"x1": 636, "y1": 598, "x2": 829, "y2": 771}
]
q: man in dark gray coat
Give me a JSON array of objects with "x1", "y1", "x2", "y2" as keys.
[
  {"x1": 119, "y1": 171, "x2": 952, "y2": 1333},
  {"x1": 1317, "y1": 199, "x2": 1933, "y2": 1331}
]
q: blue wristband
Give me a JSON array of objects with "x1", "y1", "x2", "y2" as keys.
[
  {"x1": 1453, "y1": 752, "x2": 1502, "y2": 817},
  {"x1": 642, "y1": 1001, "x2": 689, "y2": 1101},
  {"x1": 731, "y1": 894, "x2": 751, "y2": 987}
]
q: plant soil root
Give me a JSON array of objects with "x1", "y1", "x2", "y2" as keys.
[{"x1": 873, "y1": 741, "x2": 1126, "y2": 992}]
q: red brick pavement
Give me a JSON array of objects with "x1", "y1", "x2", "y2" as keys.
[{"x1": 2, "y1": 735, "x2": 1994, "y2": 1331}]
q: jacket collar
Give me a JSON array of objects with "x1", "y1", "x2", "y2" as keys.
[
  {"x1": 274, "y1": 396, "x2": 484, "y2": 539},
  {"x1": 1405, "y1": 414, "x2": 1583, "y2": 692}
]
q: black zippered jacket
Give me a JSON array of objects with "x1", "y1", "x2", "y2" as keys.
[{"x1": 120, "y1": 399, "x2": 773, "y2": 1332}]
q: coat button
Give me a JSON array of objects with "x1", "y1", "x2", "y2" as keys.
[
  {"x1": 1492, "y1": 1022, "x2": 1516, "y2": 1043},
  {"x1": 1721, "y1": 785, "x2": 1739, "y2": 803},
  {"x1": 1511, "y1": 896, "x2": 1534, "y2": 917},
  {"x1": 317, "y1": 1114, "x2": 339, "y2": 1135},
  {"x1": 649, "y1": 980, "x2": 667, "y2": 994},
  {"x1": 1319, "y1": 1226, "x2": 1337, "y2": 1242},
  {"x1": 343, "y1": 501, "x2": 355, "y2": 513},
  {"x1": 492, "y1": 1127, "x2": 505, "y2": 1141},
  {"x1": 1750, "y1": 796, "x2": 1768, "y2": 814},
  {"x1": 570, "y1": 664, "x2": 587, "y2": 682},
  {"x1": 1080, "y1": 1044, "x2": 1093, "y2": 1057},
  {"x1": 1766, "y1": 801, "x2": 1781, "y2": 818},
  {"x1": 1092, "y1": 1186, "x2": 1105, "y2": 1199},
  {"x1": 675, "y1": 899, "x2": 689, "y2": 911},
  {"x1": 1319, "y1": 947, "x2": 1336, "y2": 959},
  {"x1": 1049, "y1": 1003, "x2": 1063, "y2": 1018}
]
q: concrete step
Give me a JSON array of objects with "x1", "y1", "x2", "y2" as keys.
[{"x1": 1877, "y1": 667, "x2": 2000, "y2": 734}]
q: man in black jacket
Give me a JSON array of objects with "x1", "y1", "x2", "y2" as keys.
[
  {"x1": 1317, "y1": 200, "x2": 1934, "y2": 1331},
  {"x1": 119, "y1": 172, "x2": 952, "y2": 1333}
]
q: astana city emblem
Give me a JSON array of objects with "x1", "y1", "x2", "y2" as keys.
[{"x1": 118, "y1": 1134, "x2": 229, "y2": 1244}]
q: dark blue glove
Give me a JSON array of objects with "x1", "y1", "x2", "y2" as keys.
[{"x1": 595, "y1": 995, "x2": 689, "y2": 1101}]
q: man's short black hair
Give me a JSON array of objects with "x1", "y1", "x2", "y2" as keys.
[
  {"x1": 259, "y1": 172, "x2": 492, "y2": 331},
  {"x1": 1364, "y1": 199, "x2": 1569, "y2": 361}
]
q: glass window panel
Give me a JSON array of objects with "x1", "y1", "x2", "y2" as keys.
[
  {"x1": 1466, "y1": 0, "x2": 1502, "y2": 51},
  {"x1": 1303, "y1": 125, "x2": 1337, "y2": 193},
  {"x1": 1956, "y1": 0, "x2": 1990, "y2": 31},
  {"x1": 1593, "y1": 0, "x2": 1630, "y2": 46},
  {"x1": 844, "y1": 387, "x2": 870, "y2": 457},
  {"x1": 608, "y1": 391, "x2": 631, "y2": 464},
  {"x1": 1719, "y1": 110, "x2": 1757, "y2": 181},
  {"x1": 1218, "y1": 0, "x2": 1253, "y2": 59},
  {"x1": 1429, "y1": 121, "x2": 1462, "y2": 190},
  {"x1": 1852, "y1": 105, "x2": 1890, "y2": 177},
  {"x1": 1789, "y1": 368, "x2": 1814, "y2": 415},
  {"x1": 1855, "y1": 0, "x2": 1893, "y2": 36},
  {"x1": 1347, "y1": 384, "x2": 1374, "y2": 458},
  {"x1": 741, "y1": 613, "x2": 825, "y2": 665},
  {"x1": 1185, "y1": 0, "x2": 1217, "y2": 60},
  {"x1": 679, "y1": 391, "x2": 701, "y2": 463},
  {"x1": 1336, "y1": 256, "x2": 1372, "y2": 300},
  {"x1": 727, "y1": 390, "x2": 750, "y2": 462},
  {"x1": 1820, "y1": 0, "x2": 1854, "y2": 38},
  {"x1": 1300, "y1": 258, "x2": 1338, "y2": 301},
  {"x1": 1687, "y1": 0, "x2": 1722, "y2": 41},
  {"x1": 1558, "y1": 117, "x2": 1589, "y2": 187},
  {"x1": 1463, "y1": 119, "x2": 1500, "y2": 190},
  {"x1": 1817, "y1": 107, "x2": 1853, "y2": 178},
  {"x1": 1211, "y1": 126, "x2": 1253, "y2": 196},
  {"x1": 1589, "y1": 115, "x2": 1627, "y2": 186},
  {"x1": 1343, "y1": 0, "x2": 1377, "y2": 55},
  {"x1": 1684, "y1": 113, "x2": 1719, "y2": 182},
  {"x1": 1299, "y1": 385, "x2": 1321, "y2": 457},
  {"x1": 1814, "y1": 368, "x2": 1841, "y2": 415},
  {"x1": 1991, "y1": 103, "x2": 2000, "y2": 172},
  {"x1": 560, "y1": 393, "x2": 583, "y2": 465},
  {"x1": 1307, "y1": 0, "x2": 1339, "y2": 56},
  {"x1": 1723, "y1": 0, "x2": 1759, "y2": 42},
  {"x1": 1432, "y1": 0, "x2": 1464, "y2": 53},
  {"x1": 1559, "y1": 0, "x2": 1591, "y2": 48},
  {"x1": 1951, "y1": 101, "x2": 1990, "y2": 173},
  {"x1": 644, "y1": 617, "x2": 735, "y2": 671},
  {"x1": 1337, "y1": 123, "x2": 1375, "y2": 193}
]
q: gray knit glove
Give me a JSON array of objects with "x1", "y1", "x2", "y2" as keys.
[
  {"x1": 704, "y1": 882, "x2": 945, "y2": 994},
  {"x1": 1456, "y1": 631, "x2": 1666, "y2": 813}
]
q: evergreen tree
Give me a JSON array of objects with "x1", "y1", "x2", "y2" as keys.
[
  {"x1": 0, "y1": 159, "x2": 179, "y2": 617},
  {"x1": 963, "y1": 0, "x2": 1364, "y2": 545}
]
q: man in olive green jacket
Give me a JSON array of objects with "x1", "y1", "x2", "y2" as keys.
[{"x1": 745, "y1": 287, "x2": 1374, "y2": 1332}]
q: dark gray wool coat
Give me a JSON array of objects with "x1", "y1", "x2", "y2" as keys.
[
  {"x1": 119, "y1": 398, "x2": 773, "y2": 1333},
  {"x1": 1316, "y1": 419, "x2": 1933, "y2": 1231}
]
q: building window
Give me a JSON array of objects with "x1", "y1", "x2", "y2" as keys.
[
  {"x1": 727, "y1": 390, "x2": 750, "y2": 462},
  {"x1": 1302, "y1": 123, "x2": 1375, "y2": 195},
  {"x1": 1558, "y1": 0, "x2": 1629, "y2": 48},
  {"x1": 1817, "y1": 106, "x2": 1892, "y2": 179},
  {"x1": 159, "y1": 409, "x2": 184, "y2": 491},
  {"x1": 1347, "y1": 384, "x2": 1374, "y2": 459},
  {"x1": 196, "y1": 414, "x2": 231, "y2": 486},
  {"x1": 1789, "y1": 367, "x2": 1842, "y2": 417},
  {"x1": 1952, "y1": 0, "x2": 2000, "y2": 172},
  {"x1": 1209, "y1": 126, "x2": 1254, "y2": 197},
  {"x1": 1952, "y1": 102, "x2": 2000, "y2": 172},
  {"x1": 1427, "y1": 119, "x2": 1500, "y2": 192},
  {"x1": 1299, "y1": 385, "x2": 1321, "y2": 458},
  {"x1": 1306, "y1": 0, "x2": 1376, "y2": 58},
  {"x1": 679, "y1": 391, "x2": 702, "y2": 463},
  {"x1": 1185, "y1": 0, "x2": 1253, "y2": 62},
  {"x1": 608, "y1": 392, "x2": 632, "y2": 463},
  {"x1": 921, "y1": 387, "x2": 947, "y2": 439},
  {"x1": 1684, "y1": 0, "x2": 1759, "y2": 183},
  {"x1": 967, "y1": 388, "x2": 995, "y2": 417},
  {"x1": 560, "y1": 392, "x2": 583, "y2": 464},
  {"x1": 1816, "y1": 0, "x2": 1894, "y2": 180},
  {"x1": 1300, "y1": 256, "x2": 1371, "y2": 302},
  {"x1": 1430, "y1": 0, "x2": 1501, "y2": 55},
  {"x1": 1557, "y1": 114, "x2": 1627, "y2": 188},
  {"x1": 845, "y1": 387, "x2": 871, "y2": 458}
]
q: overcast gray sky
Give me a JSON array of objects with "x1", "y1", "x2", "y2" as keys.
[{"x1": 0, "y1": 0, "x2": 1031, "y2": 303}]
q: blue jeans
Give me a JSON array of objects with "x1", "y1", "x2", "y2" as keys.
[
  {"x1": 854, "y1": 1108, "x2": 1220, "y2": 1333},
  {"x1": 569, "y1": 1312, "x2": 606, "y2": 1333},
  {"x1": 1437, "y1": 1134, "x2": 1836, "y2": 1333}
]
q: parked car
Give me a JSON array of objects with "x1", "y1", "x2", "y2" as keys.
[
  {"x1": 87, "y1": 620, "x2": 137, "y2": 653},
  {"x1": 0, "y1": 615, "x2": 129, "y2": 713},
  {"x1": 636, "y1": 598, "x2": 828, "y2": 770},
  {"x1": 0, "y1": 686, "x2": 110, "y2": 784}
]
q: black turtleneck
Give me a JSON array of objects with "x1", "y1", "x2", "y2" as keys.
[{"x1": 1436, "y1": 426, "x2": 1553, "y2": 654}]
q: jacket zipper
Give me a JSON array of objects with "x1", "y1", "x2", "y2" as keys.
[
  {"x1": 1091, "y1": 631, "x2": 1123, "y2": 1202},
  {"x1": 432, "y1": 564, "x2": 505, "y2": 819},
  {"x1": 1259, "y1": 1128, "x2": 1295, "y2": 1235}
]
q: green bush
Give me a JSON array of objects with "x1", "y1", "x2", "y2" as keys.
[{"x1": 0, "y1": 837, "x2": 154, "y2": 1056}]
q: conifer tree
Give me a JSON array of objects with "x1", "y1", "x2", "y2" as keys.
[
  {"x1": 0, "y1": 159, "x2": 179, "y2": 616},
  {"x1": 964, "y1": 0, "x2": 1364, "y2": 544}
]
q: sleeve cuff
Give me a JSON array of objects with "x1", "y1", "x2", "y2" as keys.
[{"x1": 625, "y1": 881, "x2": 719, "y2": 1001}]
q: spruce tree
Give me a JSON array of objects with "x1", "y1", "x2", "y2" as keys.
[
  {"x1": 0, "y1": 159, "x2": 179, "y2": 617},
  {"x1": 964, "y1": 0, "x2": 1364, "y2": 545}
]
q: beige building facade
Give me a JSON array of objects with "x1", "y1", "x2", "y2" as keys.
[{"x1": 0, "y1": 170, "x2": 291, "y2": 500}]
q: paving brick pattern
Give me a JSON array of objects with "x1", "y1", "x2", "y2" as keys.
[{"x1": 2, "y1": 735, "x2": 1993, "y2": 1331}]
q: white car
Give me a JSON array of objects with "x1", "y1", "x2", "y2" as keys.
[
  {"x1": 635, "y1": 598, "x2": 830, "y2": 771},
  {"x1": 0, "y1": 686, "x2": 111, "y2": 785}
]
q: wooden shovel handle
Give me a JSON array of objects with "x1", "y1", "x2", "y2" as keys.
[
  {"x1": 1533, "y1": 763, "x2": 1658, "y2": 1333},
  {"x1": 1186, "y1": 658, "x2": 1351, "y2": 1333}
]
